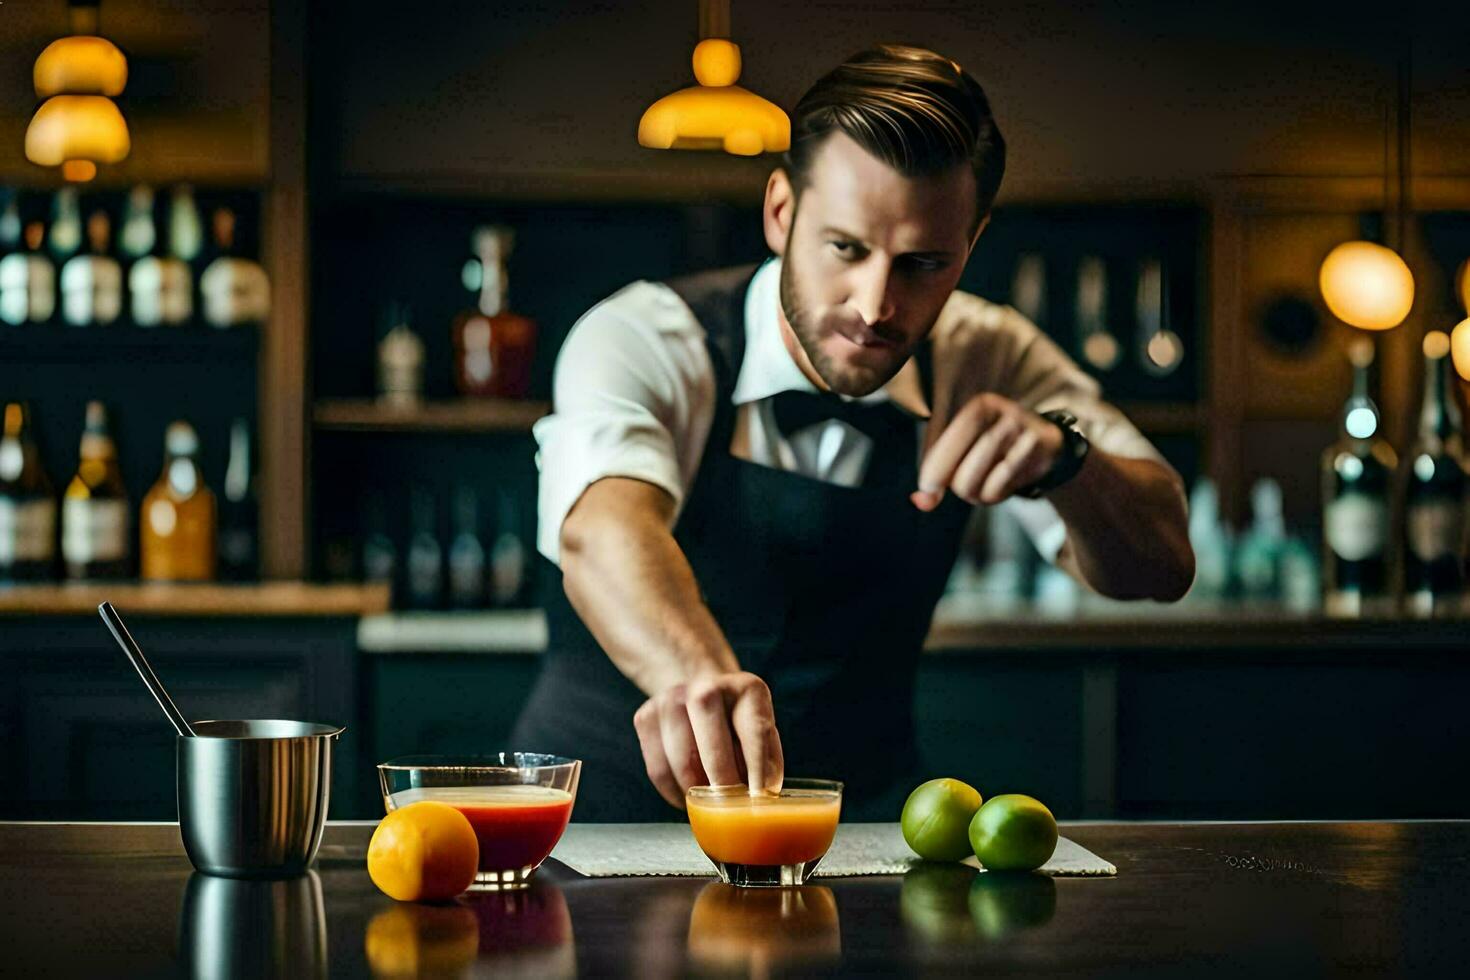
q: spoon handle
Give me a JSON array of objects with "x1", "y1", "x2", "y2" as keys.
[{"x1": 98, "y1": 601, "x2": 195, "y2": 738}]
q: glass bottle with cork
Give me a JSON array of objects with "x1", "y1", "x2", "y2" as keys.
[
  {"x1": 1399, "y1": 331, "x2": 1468, "y2": 616},
  {"x1": 452, "y1": 225, "x2": 536, "y2": 399}
]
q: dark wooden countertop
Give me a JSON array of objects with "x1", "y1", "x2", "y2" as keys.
[
  {"x1": 0, "y1": 581, "x2": 391, "y2": 618},
  {"x1": 2, "y1": 819, "x2": 1466, "y2": 976}
]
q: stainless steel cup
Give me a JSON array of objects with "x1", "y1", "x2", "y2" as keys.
[{"x1": 178, "y1": 719, "x2": 345, "y2": 879}]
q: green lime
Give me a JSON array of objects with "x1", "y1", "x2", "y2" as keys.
[
  {"x1": 968, "y1": 794, "x2": 1058, "y2": 871},
  {"x1": 901, "y1": 778, "x2": 983, "y2": 861}
]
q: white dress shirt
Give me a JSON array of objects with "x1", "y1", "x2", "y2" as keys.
[{"x1": 534, "y1": 257, "x2": 1167, "y2": 567}]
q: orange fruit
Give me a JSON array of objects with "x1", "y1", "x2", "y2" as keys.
[{"x1": 368, "y1": 801, "x2": 480, "y2": 902}]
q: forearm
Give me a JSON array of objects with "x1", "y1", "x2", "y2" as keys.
[
  {"x1": 560, "y1": 481, "x2": 740, "y2": 695},
  {"x1": 1046, "y1": 450, "x2": 1194, "y2": 602}
]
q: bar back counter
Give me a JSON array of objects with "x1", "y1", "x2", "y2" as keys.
[{"x1": 4, "y1": 585, "x2": 1467, "y2": 822}]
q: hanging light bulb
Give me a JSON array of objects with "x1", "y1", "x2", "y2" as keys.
[
  {"x1": 1318, "y1": 240, "x2": 1414, "y2": 331},
  {"x1": 638, "y1": 0, "x2": 789, "y2": 156},
  {"x1": 24, "y1": 1, "x2": 131, "y2": 183}
]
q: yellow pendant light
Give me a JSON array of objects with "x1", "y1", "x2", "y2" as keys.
[
  {"x1": 24, "y1": 1, "x2": 130, "y2": 183},
  {"x1": 638, "y1": 0, "x2": 789, "y2": 157}
]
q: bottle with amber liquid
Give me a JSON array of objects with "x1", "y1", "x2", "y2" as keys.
[
  {"x1": 1399, "y1": 331, "x2": 1468, "y2": 616},
  {"x1": 1322, "y1": 338, "x2": 1398, "y2": 617},
  {"x1": 62, "y1": 401, "x2": 131, "y2": 580},
  {"x1": 0, "y1": 402, "x2": 57, "y2": 583},
  {"x1": 452, "y1": 226, "x2": 536, "y2": 398},
  {"x1": 140, "y1": 421, "x2": 216, "y2": 581}
]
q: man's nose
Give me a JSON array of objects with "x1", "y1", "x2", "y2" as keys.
[{"x1": 850, "y1": 260, "x2": 896, "y2": 327}]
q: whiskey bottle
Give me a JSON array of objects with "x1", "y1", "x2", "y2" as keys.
[
  {"x1": 128, "y1": 186, "x2": 192, "y2": 327},
  {"x1": 217, "y1": 418, "x2": 258, "y2": 581},
  {"x1": 1322, "y1": 338, "x2": 1397, "y2": 616},
  {"x1": 0, "y1": 402, "x2": 57, "y2": 582},
  {"x1": 1400, "y1": 331, "x2": 1468, "y2": 616},
  {"x1": 0, "y1": 221, "x2": 57, "y2": 325},
  {"x1": 405, "y1": 486, "x2": 442, "y2": 610},
  {"x1": 447, "y1": 484, "x2": 486, "y2": 609},
  {"x1": 140, "y1": 421, "x2": 216, "y2": 581},
  {"x1": 452, "y1": 226, "x2": 536, "y2": 398},
  {"x1": 62, "y1": 401, "x2": 131, "y2": 580},
  {"x1": 47, "y1": 187, "x2": 83, "y2": 263},
  {"x1": 60, "y1": 211, "x2": 124, "y2": 327},
  {"x1": 199, "y1": 207, "x2": 270, "y2": 329}
]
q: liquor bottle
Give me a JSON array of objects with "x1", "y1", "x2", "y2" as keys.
[
  {"x1": 447, "y1": 485, "x2": 486, "y2": 609},
  {"x1": 60, "y1": 211, "x2": 124, "y2": 327},
  {"x1": 1186, "y1": 477, "x2": 1233, "y2": 602},
  {"x1": 199, "y1": 207, "x2": 270, "y2": 329},
  {"x1": 0, "y1": 190, "x2": 20, "y2": 259},
  {"x1": 0, "y1": 402, "x2": 57, "y2": 582},
  {"x1": 1234, "y1": 479, "x2": 1285, "y2": 601},
  {"x1": 1321, "y1": 338, "x2": 1397, "y2": 616},
  {"x1": 405, "y1": 486, "x2": 442, "y2": 610},
  {"x1": 140, "y1": 421, "x2": 216, "y2": 581},
  {"x1": 217, "y1": 418, "x2": 258, "y2": 581},
  {"x1": 62, "y1": 401, "x2": 130, "y2": 580},
  {"x1": 168, "y1": 185, "x2": 204, "y2": 268},
  {"x1": 128, "y1": 186, "x2": 192, "y2": 327},
  {"x1": 1400, "y1": 331, "x2": 1468, "y2": 616},
  {"x1": 361, "y1": 493, "x2": 397, "y2": 593},
  {"x1": 47, "y1": 187, "x2": 83, "y2": 263},
  {"x1": 452, "y1": 226, "x2": 536, "y2": 398},
  {"x1": 490, "y1": 489, "x2": 527, "y2": 607},
  {"x1": 377, "y1": 302, "x2": 425, "y2": 406},
  {"x1": 0, "y1": 221, "x2": 57, "y2": 325}
]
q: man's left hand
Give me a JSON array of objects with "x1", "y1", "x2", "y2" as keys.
[{"x1": 911, "y1": 392, "x2": 1063, "y2": 511}]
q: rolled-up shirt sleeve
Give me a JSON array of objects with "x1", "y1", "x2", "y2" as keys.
[{"x1": 534, "y1": 282, "x2": 715, "y2": 566}]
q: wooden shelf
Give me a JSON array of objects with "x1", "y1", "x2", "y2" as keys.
[
  {"x1": 0, "y1": 324, "x2": 259, "y2": 364},
  {"x1": 313, "y1": 398, "x2": 548, "y2": 433},
  {"x1": 0, "y1": 581, "x2": 390, "y2": 618}
]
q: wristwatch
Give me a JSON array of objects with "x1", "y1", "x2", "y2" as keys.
[{"x1": 1016, "y1": 409, "x2": 1090, "y2": 499}]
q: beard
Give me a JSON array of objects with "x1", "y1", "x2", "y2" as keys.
[{"x1": 779, "y1": 246, "x2": 915, "y2": 398}]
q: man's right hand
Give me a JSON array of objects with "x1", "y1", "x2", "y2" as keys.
[{"x1": 632, "y1": 671, "x2": 785, "y2": 809}]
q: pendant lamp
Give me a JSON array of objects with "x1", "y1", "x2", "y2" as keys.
[
  {"x1": 638, "y1": 0, "x2": 789, "y2": 156},
  {"x1": 1318, "y1": 45, "x2": 1415, "y2": 332},
  {"x1": 24, "y1": 0, "x2": 131, "y2": 183}
]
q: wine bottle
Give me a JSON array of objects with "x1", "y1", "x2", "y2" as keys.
[
  {"x1": 140, "y1": 421, "x2": 216, "y2": 581},
  {"x1": 0, "y1": 221, "x2": 57, "y2": 325},
  {"x1": 490, "y1": 489, "x2": 527, "y2": 608},
  {"x1": 1321, "y1": 338, "x2": 1397, "y2": 616},
  {"x1": 62, "y1": 401, "x2": 131, "y2": 580},
  {"x1": 0, "y1": 402, "x2": 57, "y2": 582},
  {"x1": 218, "y1": 418, "x2": 259, "y2": 581},
  {"x1": 60, "y1": 211, "x2": 124, "y2": 327},
  {"x1": 405, "y1": 486, "x2": 442, "y2": 610},
  {"x1": 47, "y1": 188, "x2": 83, "y2": 262},
  {"x1": 447, "y1": 484, "x2": 487, "y2": 609},
  {"x1": 128, "y1": 186, "x2": 192, "y2": 327},
  {"x1": 1400, "y1": 331, "x2": 1468, "y2": 616},
  {"x1": 199, "y1": 207, "x2": 270, "y2": 329}
]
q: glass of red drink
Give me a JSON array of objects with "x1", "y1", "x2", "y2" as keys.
[{"x1": 378, "y1": 753, "x2": 581, "y2": 891}]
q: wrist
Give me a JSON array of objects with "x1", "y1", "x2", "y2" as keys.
[{"x1": 1017, "y1": 409, "x2": 1090, "y2": 499}]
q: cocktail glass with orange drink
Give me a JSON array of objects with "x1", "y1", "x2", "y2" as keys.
[
  {"x1": 686, "y1": 779, "x2": 843, "y2": 887},
  {"x1": 378, "y1": 753, "x2": 580, "y2": 891}
]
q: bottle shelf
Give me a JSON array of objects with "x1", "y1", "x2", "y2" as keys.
[
  {"x1": 0, "y1": 323, "x2": 259, "y2": 364},
  {"x1": 312, "y1": 398, "x2": 548, "y2": 433},
  {"x1": 0, "y1": 581, "x2": 390, "y2": 618}
]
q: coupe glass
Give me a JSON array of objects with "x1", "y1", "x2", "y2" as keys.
[{"x1": 686, "y1": 779, "x2": 843, "y2": 887}]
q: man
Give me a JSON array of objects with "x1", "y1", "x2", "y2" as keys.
[{"x1": 512, "y1": 45, "x2": 1194, "y2": 821}]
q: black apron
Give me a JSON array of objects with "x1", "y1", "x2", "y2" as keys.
[{"x1": 512, "y1": 263, "x2": 973, "y2": 821}]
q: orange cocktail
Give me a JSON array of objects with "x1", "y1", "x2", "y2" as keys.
[{"x1": 686, "y1": 780, "x2": 843, "y2": 887}]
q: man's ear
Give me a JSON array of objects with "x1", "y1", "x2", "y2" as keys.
[{"x1": 763, "y1": 168, "x2": 796, "y2": 257}]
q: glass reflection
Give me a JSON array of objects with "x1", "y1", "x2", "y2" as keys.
[
  {"x1": 900, "y1": 863, "x2": 1057, "y2": 943},
  {"x1": 364, "y1": 879, "x2": 574, "y2": 980},
  {"x1": 686, "y1": 882, "x2": 841, "y2": 973},
  {"x1": 178, "y1": 870, "x2": 327, "y2": 979}
]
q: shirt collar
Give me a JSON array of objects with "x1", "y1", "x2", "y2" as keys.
[{"x1": 731, "y1": 256, "x2": 931, "y2": 419}]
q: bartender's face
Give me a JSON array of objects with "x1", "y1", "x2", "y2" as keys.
[{"x1": 764, "y1": 130, "x2": 985, "y2": 397}]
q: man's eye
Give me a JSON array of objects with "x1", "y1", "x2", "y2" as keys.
[
  {"x1": 829, "y1": 240, "x2": 860, "y2": 258},
  {"x1": 905, "y1": 257, "x2": 946, "y2": 273}
]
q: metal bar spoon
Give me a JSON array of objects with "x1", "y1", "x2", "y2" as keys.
[{"x1": 98, "y1": 600, "x2": 196, "y2": 738}]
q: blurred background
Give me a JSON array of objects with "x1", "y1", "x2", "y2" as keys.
[{"x1": 3, "y1": 0, "x2": 1470, "y2": 822}]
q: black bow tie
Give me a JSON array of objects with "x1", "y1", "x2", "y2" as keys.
[{"x1": 770, "y1": 389, "x2": 913, "y2": 445}]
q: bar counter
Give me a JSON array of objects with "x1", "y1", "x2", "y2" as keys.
[{"x1": 2, "y1": 819, "x2": 1466, "y2": 976}]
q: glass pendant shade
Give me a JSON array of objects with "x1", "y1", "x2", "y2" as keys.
[
  {"x1": 25, "y1": 95, "x2": 131, "y2": 179},
  {"x1": 34, "y1": 35, "x2": 128, "y2": 97},
  {"x1": 1318, "y1": 240, "x2": 1415, "y2": 331},
  {"x1": 639, "y1": 39, "x2": 790, "y2": 156}
]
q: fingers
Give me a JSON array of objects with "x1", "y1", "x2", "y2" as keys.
[
  {"x1": 634, "y1": 699, "x2": 686, "y2": 809},
  {"x1": 684, "y1": 678, "x2": 743, "y2": 787},
  {"x1": 980, "y1": 428, "x2": 1049, "y2": 503},
  {"x1": 952, "y1": 416, "x2": 1021, "y2": 502},
  {"x1": 728, "y1": 676, "x2": 784, "y2": 794},
  {"x1": 634, "y1": 673, "x2": 784, "y2": 809},
  {"x1": 914, "y1": 395, "x2": 1000, "y2": 511}
]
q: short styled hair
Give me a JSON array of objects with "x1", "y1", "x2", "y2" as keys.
[{"x1": 784, "y1": 44, "x2": 1007, "y2": 225}]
